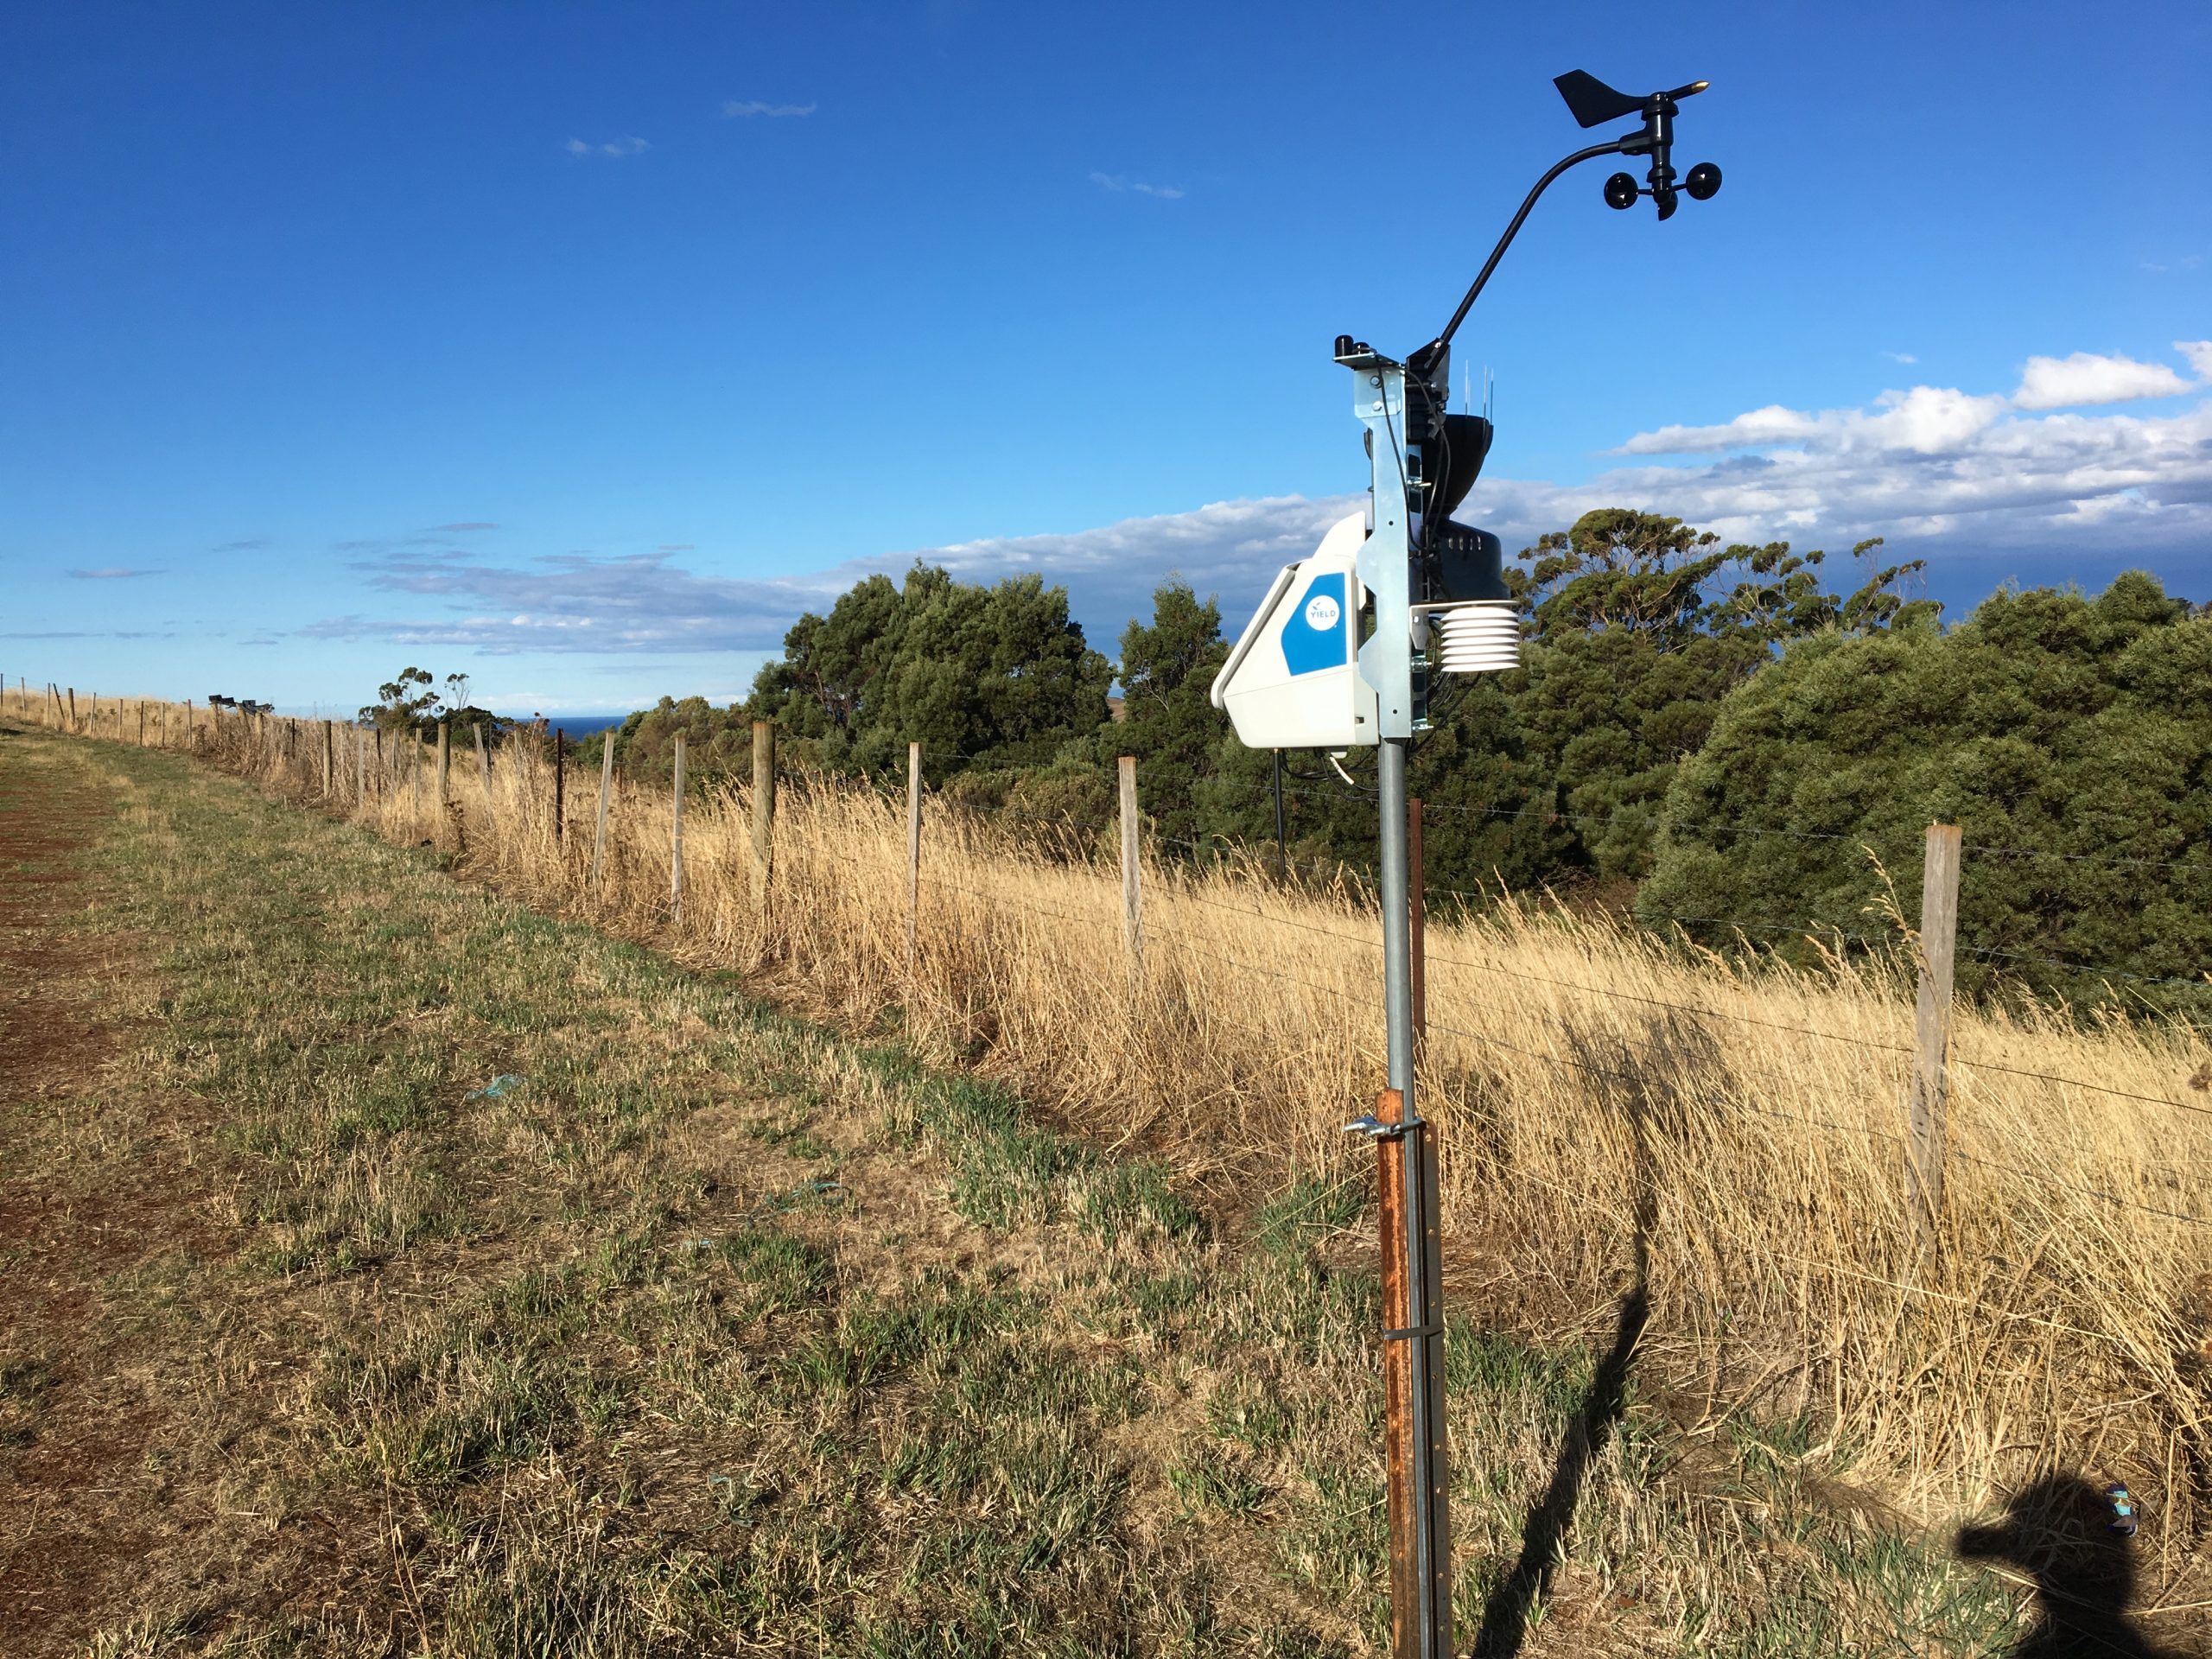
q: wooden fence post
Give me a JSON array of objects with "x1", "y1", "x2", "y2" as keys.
[
  {"x1": 474, "y1": 725, "x2": 494, "y2": 826},
  {"x1": 67, "y1": 687, "x2": 76, "y2": 731},
  {"x1": 355, "y1": 727, "x2": 366, "y2": 804},
  {"x1": 750, "y1": 721, "x2": 776, "y2": 910},
  {"x1": 670, "y1": 733, "x2": 686, "y2": 924},
  {"x1": 1119, "y1": 755, "x2": 1143, "y2": 970},
  {"x1": 553, "y1": 728, "x2": 565, "y2": 844},
  {"x1": 435, "y1": 722, "x2": 451, "y2": 806},
  {"x1": 321, "y1": 720, "x2": 334, "y2": 796},
  {"x1": 1905, "y1": 822, "x2": 1963, "y2": 1247},
  {"x1": 906, "y1": 741, "x2": 923, "y2": 970},
  {"x1": 591, "y1": 732, "x2": 615, "y2": 887}
]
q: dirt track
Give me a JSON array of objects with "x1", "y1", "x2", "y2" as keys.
[{"x1": 0, "y1": 724, "x2": 218, "y2": 1651}]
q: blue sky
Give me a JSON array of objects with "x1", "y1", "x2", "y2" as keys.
[{"x1": 3, "y1": 1, "x2": 2207, "y2": 716}]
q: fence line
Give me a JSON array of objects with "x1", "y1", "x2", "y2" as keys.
[{"x1": 11, "y1": 688, "x2": 2212, "y2": 1518}]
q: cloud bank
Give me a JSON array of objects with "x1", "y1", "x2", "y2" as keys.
[{"x1": 308, "y1": 343, "x2": 2212, "y2": 658}]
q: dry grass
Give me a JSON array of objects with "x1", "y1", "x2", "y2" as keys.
[{"x1": 21, "y1": 688, "x2": 2212, "y2": 1543}]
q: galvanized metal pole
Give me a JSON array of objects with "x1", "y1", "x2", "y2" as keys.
[
  {"x1": 1272, "y1": 748, "x2": 1287, "y2": 884},
  {"x1": 1376, "y1": 737, "x2": 1451, "y2": 1659},
  {"x1": 1409, "y1": 796, "x2": 1426, "y2": 1067}
]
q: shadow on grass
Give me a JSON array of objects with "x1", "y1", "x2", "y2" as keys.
[
  {"x1": 1467, "y1": 1265, "x2": 1648, "y2": 1658},
  {"x1": 1470, "y1": 1084, "x2": 1657, "y2": 1659},
  {"x1": 1958, "y1": 1475, "x2": 2174, "y2": 1659}
]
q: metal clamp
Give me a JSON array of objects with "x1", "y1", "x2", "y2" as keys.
[
  {"x1": 1380, "y1": 1322, "x2": 1444, "y2": 1342},
  {"x1": 1343, "y1": 1113, "x2": 1425, "y2": 1142}
]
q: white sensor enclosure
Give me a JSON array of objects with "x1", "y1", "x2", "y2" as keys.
[
  {"x1": 1420, "y1": 601, "x2": 1522, "y2": 675},
  {"x1": 1210, "y1": 512, "x2": 1379, "y2": 749}
]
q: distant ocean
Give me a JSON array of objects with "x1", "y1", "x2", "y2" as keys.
[
  {"x1": 534, "y1": 713, "x2": 630, "y2": 737},
  {"x1": 274, "y1": 710, "x2": 638, "y2": 733}
]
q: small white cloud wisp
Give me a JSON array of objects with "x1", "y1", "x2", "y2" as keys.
[
  {"x1": 721, "y1": 100, "x2": 816, "y2": 118},
  {"x1": 1089, "y1": 171, "x2": 1184, "y2": 200},
  {"x1": 566, "y1": 137, "x2": 651, "y2": 159}
]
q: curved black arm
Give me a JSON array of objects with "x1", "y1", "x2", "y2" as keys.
[{"x1": 1423, "y1": 137, "x2": 1628, "y2": 359}]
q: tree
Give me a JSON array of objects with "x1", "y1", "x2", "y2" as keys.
[
  {"x1": 745, "y1": 563, "x2": 1113, "y2": 783},
  {"x1": 360, "y1": 667, "x2": 443, "y2": 735},
  {"x1": 599, "y1": 696, "x2": 756, "y2": 787},
  {"x1": 1500, "y1": 510, "x2": 1929, "y2": 886},
  {"x1": 1109, "y1": 579, "x2": 1230, "y2": 849},
  {"x1": 1637, "y1": 572, "x2": 2212, "y2": 1013}
]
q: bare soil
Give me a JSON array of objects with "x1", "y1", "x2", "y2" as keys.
[{"x1": 0, "y1": 728, "x2": 222, "y2": 1652}]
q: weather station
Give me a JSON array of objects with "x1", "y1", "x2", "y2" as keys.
[{"x1": 1211, "y1": 70, "x2": 1722, "y2": 1659}]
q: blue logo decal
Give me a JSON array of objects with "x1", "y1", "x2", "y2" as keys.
[{"x1": 1281, "y1": 573, "x2": 1350, "y2": 677}]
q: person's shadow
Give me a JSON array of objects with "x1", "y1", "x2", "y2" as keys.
[
  {"x1": 1957, "y1": 1475, "x2": 2173, "y2": 1658},
  {"x1": 1468, "y1": 1090, "x2": 1656, "y2": 1659}
]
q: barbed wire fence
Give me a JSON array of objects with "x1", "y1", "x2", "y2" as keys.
[{"x1": 15, "y1": 683, "x2": 2212, "y2": 1561}]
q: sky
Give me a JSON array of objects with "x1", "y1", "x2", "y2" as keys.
[{"x1": 3, "y1": 1, "x2": 2208, "y2": 717}]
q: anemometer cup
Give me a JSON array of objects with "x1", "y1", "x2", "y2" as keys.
[{"x1": 1603, "y1": 159, "x2": 1719, "y2": 214}]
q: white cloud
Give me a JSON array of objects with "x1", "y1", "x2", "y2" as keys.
[
  {"x1": 1618, "y1": 404, "x2": 1824, "y2": 454},
  {"x1": 67, "y1": 566, "x2": 166, "y2": 579},
  {"x1": 721, "y1": 99, "x2": 816, "y2": 118},
  {"x1": 1617, "y1": 386, "x2": 2013, "y2": 457},
  {"x1": 1882, "y1": 350, "x2": 1918, "y2": 365},
  {"x1": 304, "y1": 499, "x2": 1354, "y2": 657},
  {"x1": 2012, "y1": 349, "x2": 2190, "y2": 410},
  {"x1": 1089, "y1": 171, "x2": 1184, "y2": 200},
  {"x1": 566, "y1": 136, "x2": 650, "y2": 158},
  {"x1": 2176, "y1": 340, "x2": 2212, "y2": 378},
  {"x1": 1582, "y1": 371, "x2": 2212, "y2": 562},
  {"x1": 307, "y1": 550, "x2": 841, "y2": 655}
]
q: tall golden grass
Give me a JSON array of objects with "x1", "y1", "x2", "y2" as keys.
[{"x1": 22, "y1": 687, "x2": 2212, "y2": 1542}]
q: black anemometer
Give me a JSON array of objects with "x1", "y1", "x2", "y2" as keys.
[{"x1": 1554, "y1": 70, "x2": 1724, "y2": 219}]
